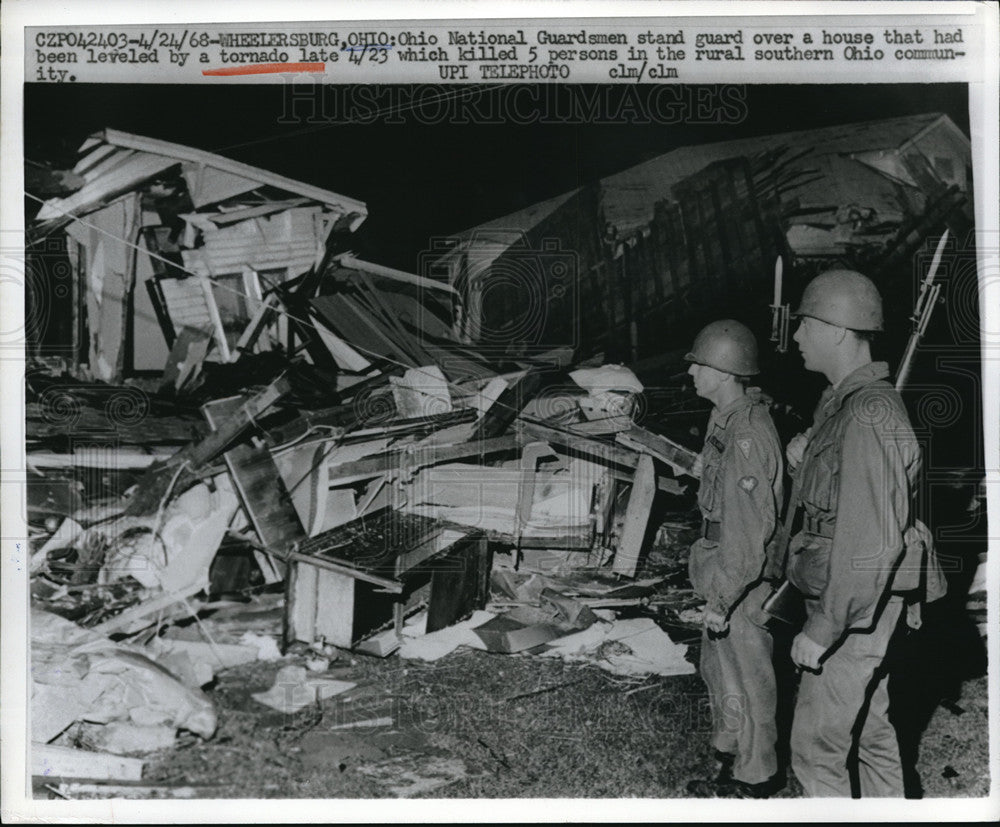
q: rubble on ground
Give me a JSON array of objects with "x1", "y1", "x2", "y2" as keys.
[
  {"x1": 24, "y1": 186, "x2": 710, "y2": 786},
  {"x1": 26, "y1": 315, "x2": 705, "y2": 774}
]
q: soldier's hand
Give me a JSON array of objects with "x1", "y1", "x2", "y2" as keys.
[
  {"x1": 704, "y1": 609, "x2": 729, "y2": 635},
  {"x1": 786, "y1": 428, "x2": 813, "y2": 470},
  {"x1": 791, "y1": 631, "x2": 825, "y2": 672},
  {"x1": 692, "y1": 453, "x2": 704, "y2": 479}
]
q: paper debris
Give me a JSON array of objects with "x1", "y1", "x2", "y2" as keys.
[
  {"x1": 398, "y1": 610, "x2": 493, "y2": 662},
  {"x1": 238, "y1": 631, "x2": 284, "y2": 661},
  {"x1": 542, "y1": 617, "x2": 695, "y2": 677},
  {"x1": 251, "y1": 665, "x2": 355, "y2": 714},
  {"x1": 31, "y1": 608, "x2": 217, "y2": 741}
]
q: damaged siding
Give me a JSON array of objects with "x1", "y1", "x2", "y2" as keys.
[{"x1": 33, "y1": 130, "x2": 368, "y2": 381}]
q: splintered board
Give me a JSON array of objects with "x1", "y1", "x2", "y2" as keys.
[
  {"x1": 611, "y1": 453, "x2": 656, "y2": 578},
  {"x1": 32, "y1": 745, "x2": 144, "y2": 781},
  {"x1": 202, "y1": 396, "x2": 304, "y2": 562}
]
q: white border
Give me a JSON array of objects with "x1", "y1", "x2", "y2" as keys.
[{"x1": 2, "y1": 1, "x2": 998, "y2": 823}]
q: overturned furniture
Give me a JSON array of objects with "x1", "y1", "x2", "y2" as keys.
[{"x1": 284, "y1": 510, "x2": 490, "y2": 651}]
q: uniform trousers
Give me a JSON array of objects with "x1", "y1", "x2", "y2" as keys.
[
  {"x1": 791, "y1": 596, "x2": 904, "y2": 797},
  {"x1": 700, "y1": 582, "x2": 778, "y2": 785}
]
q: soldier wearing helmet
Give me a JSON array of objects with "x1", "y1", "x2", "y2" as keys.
[
  {"x1": 684, "y1": 320, "x2": 785, "y2": 798},
  {"x1": 780, "y1": 269, "x2": 918, "y2": 797}
]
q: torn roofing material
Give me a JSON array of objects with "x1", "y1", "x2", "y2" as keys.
[
  {"x1": 33, "y1": 128, "x2": 368, "y2": 232},
  {"x1": 431, "y1": 188, "x2": 584, "y2": 272},
  {"x1": 441, "y1": 113, "x2": 967, "y2": 245},
  {"x1": 598, "y1": 112, "x2": 969, "y2": 236}
]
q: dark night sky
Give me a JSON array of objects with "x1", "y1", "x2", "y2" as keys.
[{"x1": 24, "y1": 83, "x2": 970, "y2": 270}]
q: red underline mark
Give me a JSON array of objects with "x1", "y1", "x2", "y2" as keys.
[{"x1": 202, "y1": 62, "x2": 326, "y2": 77}]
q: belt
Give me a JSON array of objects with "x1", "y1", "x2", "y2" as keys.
[
  {"x1": 701, "y1": 519, "x2": 721, "y2": 542},
  {"x1": 803, "y1": 513, "x2": 834, "y2": 539}
]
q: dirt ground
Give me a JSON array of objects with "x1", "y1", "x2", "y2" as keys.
[
  {"x1": 33, "y1": 515, "x2": 989, "y2": 802},
  {"x1": 116, "y1": 625, "x2": 989, "y2": 801}
]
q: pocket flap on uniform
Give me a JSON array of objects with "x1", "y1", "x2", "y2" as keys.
[{"x1": 801, "y1": 442, "x2": 838, "y2": 511}]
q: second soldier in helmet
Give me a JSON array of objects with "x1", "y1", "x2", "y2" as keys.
[
  {"x1": 684, "y1": 320, "x2": 785, "y2": 798},
  {"x1": 782, "y1": 270, "x2": 922, "y2": 797}
]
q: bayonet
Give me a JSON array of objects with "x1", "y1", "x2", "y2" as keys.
[
  {"x1": 895, "y1": 230, "x2": 949, "y2": 391},
  {"x1": 769, "y1": 255, "x2": 790, "y2": 353}
]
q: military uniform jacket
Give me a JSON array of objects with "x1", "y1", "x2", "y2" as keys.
[
  {"x1": 785, "y1": 362, "x2": 921, "y2": 649},
  {"x1": 689, "y1": 389, "x2": 783, "y2": 617}
]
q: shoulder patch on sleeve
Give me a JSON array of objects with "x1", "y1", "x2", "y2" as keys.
[
  {"x1": 737, "y1": 438, "x2": 752, "y2": 459},
  {"x1": 739, "y1": 475, "x2": 758, "y2": 493}
]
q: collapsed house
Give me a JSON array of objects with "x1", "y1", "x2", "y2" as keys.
[
  {"x1": 30, "y1": 128, "x2": 368, "y2": 383},
  {"x1": 431, "y1": 113, "x2": 972, "y2": 360},
  {"x1": 25, "y1": 129, "x2": 705, "y2": 784}
]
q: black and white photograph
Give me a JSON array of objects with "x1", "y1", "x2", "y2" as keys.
[{"x1": 2, "y1": 2, "x2": 998, "y2": 822}]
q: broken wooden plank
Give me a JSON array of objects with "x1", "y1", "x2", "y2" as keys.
[
  {"x1": 47, "y1": 781, "x2": 218, "y2": 799},
  {"x1": 354, "y1": 628, "x2": 401, "y2": 658},
  {"x1": 519, "y1": 420, "x2": 640, "y2": 471},
  {"x1": 89, "y1": 583, "x2": 203, "y2": 636},
  {"x1": 612, "y1": 453, "x2": 657, "y2": 577},
  {"x1": 284, "y1": 549, "x2": 404, "y2": 593},
  {"x1": 264, "y1": 406, "x2": 475, "y2": 450},
  {"x1": 616, "y1": 423, "x2": 700, "y2": 478},
  {"x1": 471, "y1": 369, "x2": 547, "y2": 440},
  {"x1": 335, "y1": 253, "x2": 459, "y2": 296},
  {"x1": 124, "y1": 376, "x2": 291, "y2": 516},
  {"x1": 32, "y1": 745, "x2": 144, "y2": 782},
  {"x1": 203, "y1": 396, "x2": 303, "y2": 560},
  {"x1": 28, "y1": 448, "x2": 173, "y2": 470},
  {"x1": 188, "y1": 378, "x2": 291, "y2": 468},
  {"x1": 323, "y1": 434, "x2": 520, "y2": 484},
  {"x1": 328, "y1": 716, "x2": 394, "y2": 730},
  {"x1": 233, "y1": 291, "x2": 280, "y2": 357}
]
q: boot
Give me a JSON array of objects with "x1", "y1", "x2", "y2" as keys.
[
  {"x1": 696, "y1": 773, "x2": 786, "y2": 799},
  {"x1": 686, "y1": 751, "x2": 736, "y2": 795}
]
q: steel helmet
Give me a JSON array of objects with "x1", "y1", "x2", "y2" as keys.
[
  {"x1": 685, "y1": 319, "x2": 759, "y2": 376},
  {"x1": 793, "y1": 270, "x2": 884, "y2": 331}
]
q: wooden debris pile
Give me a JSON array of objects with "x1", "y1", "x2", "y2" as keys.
[{"x1": 25, "y1": 170, "x2": 710, "y2": 793}]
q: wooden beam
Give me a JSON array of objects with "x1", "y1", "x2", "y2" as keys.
[
  {"x1": 284, "y1": 548, "x2": 403, "y2": 593},
  {"x1": 322, "y1": 434, "x2": 520, "y2": 484},
  {"x1": 89, "y1": 584, "x2": 203, "y2": 636},
  {"x1": 233, "y1": 291, "x2": 280, "y2": 357},
  {"x1": 470, "y1": 369, "x2": 547, "y2": 440},
  {"x1": 612, "y1": 453, "x2": 656, "y2": 577},
  {"x1": 124, "y1": 376, "x2": 290, "y2": 516},
  {"x1": 190, "y1": 378, "x2": 290, "y2": 466},
  {"x1": 32, "y1": 745, "x2": 144, "y2": 782},
  {"x1": 616, "y1": 424, "x2": 700, "y2": 478},
  {"x1": 203, "y1": 397, "x2": 303, "y2": 561},
  {"x1": 336, "y1": 253, "x2": 459, "y2": 295},
  {"x1": 518, "y1": 420, "x2": 640, "y2": 470}
]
